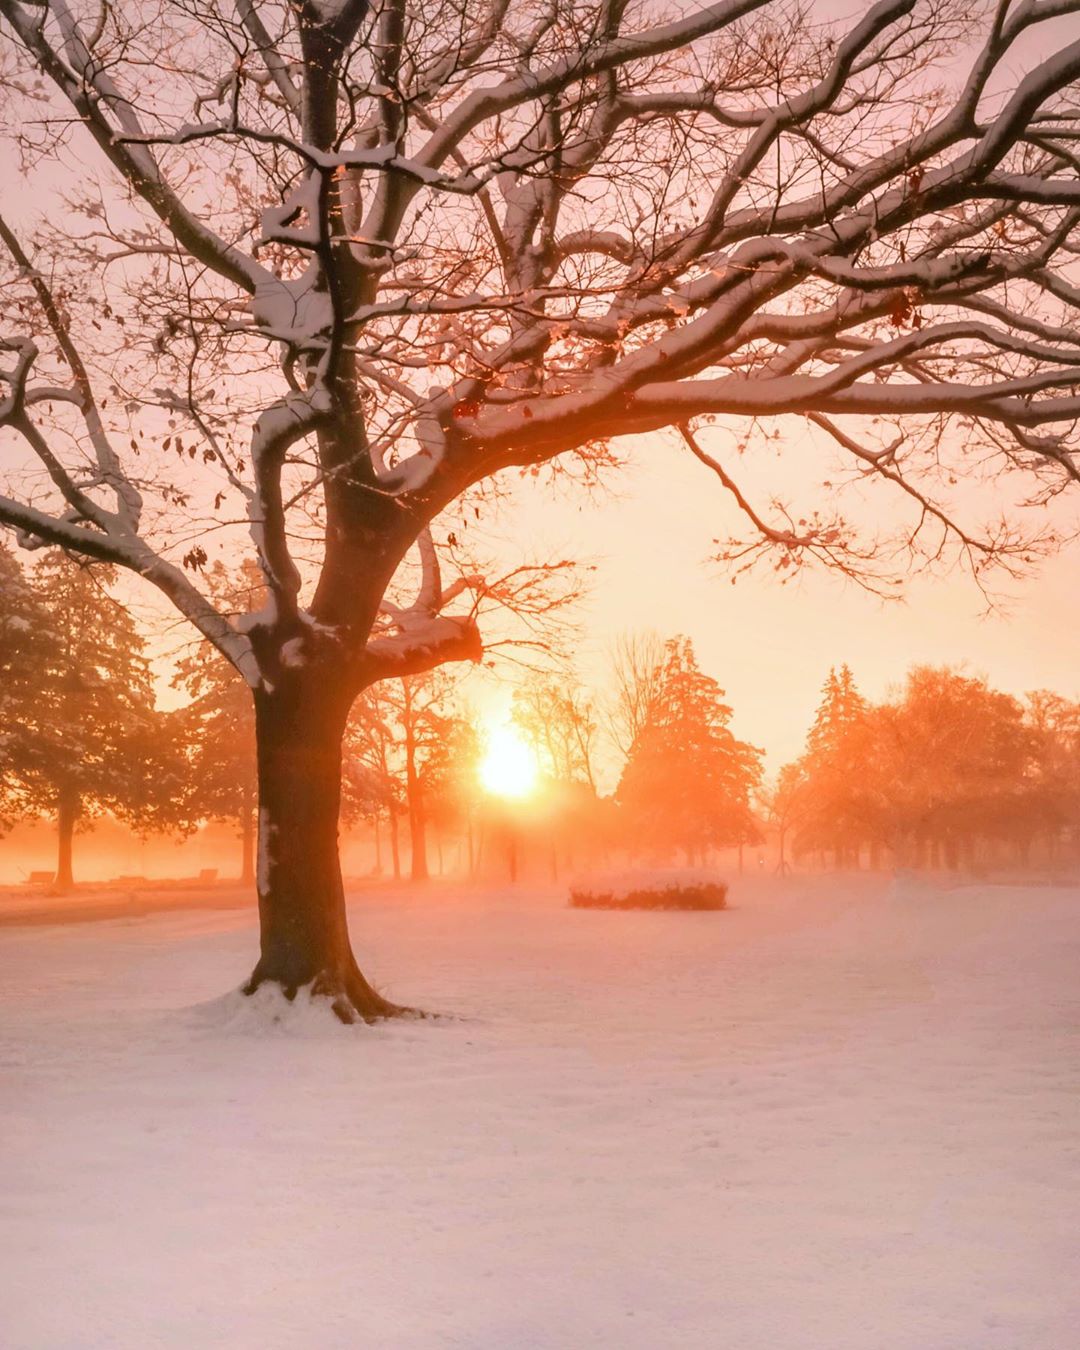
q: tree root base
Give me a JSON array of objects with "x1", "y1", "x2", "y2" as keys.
[{"x1": 242, "y1": 961, "x2": 426, "y2": 1025}]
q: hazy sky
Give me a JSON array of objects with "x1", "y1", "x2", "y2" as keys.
[
  {"x1": 464, "y1": 423, "x2": 1080, "y2": 780},
  {"x1": 7, "y1": 0, "x2": 1080, "y2": 790}
]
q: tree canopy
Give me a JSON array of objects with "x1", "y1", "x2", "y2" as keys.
[{"x1": 618, "y1": 636, "x2": 762, "y2": 860}]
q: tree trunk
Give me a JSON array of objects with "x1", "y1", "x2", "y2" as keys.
[
  {"x1": 389, "y1": 809, "x2": 401, "y2": 880},
  {"x1": 243, "y1": 683, "x2": 405, "y2": 1023},
  {"x1": 55, "y1": 786, "x2": 78, "y2": 890}
]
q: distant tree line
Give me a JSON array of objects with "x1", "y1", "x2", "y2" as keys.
[
  {"x1": 773, "y1": 665, "x2": 1080, "y2": 873},
  {"x1": 4, "y1": 543, "x2": 1078, "y2": 885}
]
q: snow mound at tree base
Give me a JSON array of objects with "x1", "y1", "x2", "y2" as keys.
[
  {"x1": 569, "y1": 869, "x2": 728, "y2": 911},
  {"x1": 188, "y1": 983, "x2": 371, "y2": 1037}
]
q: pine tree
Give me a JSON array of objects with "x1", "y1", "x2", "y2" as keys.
[
  {"x1": 806, "y1": 665, "x2": 868, "y2": 758},
  {"x1": 617, "y1": 637, "x2": 762, "y2": 863},
  {"x1": 795, "y1": 665, "x2": 876, "y2": 867},
  {"x1": 0, "y1": 542, "x2": 50, "y2": 833},
  {"x1": 5, "y1": 552, "x2": 185, "y2": 887}
]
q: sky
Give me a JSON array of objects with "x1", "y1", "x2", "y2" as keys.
[
  {"x1": 460, "y1": 424, "x2": 1080, "y2": 780},
  {"x1": 5, "y1": 0, "x2": 1080, "y2": 791}
]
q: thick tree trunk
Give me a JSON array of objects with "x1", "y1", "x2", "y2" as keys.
[
  {"x1": 55, "y1": 786, "x2": 78, "y2": 890},
  {"x1": 243, "y1": 683, "x2": 405, "y2": 1023}
]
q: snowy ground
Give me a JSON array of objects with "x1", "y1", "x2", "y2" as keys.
[{"x1": 1, "y1": 873, "x2": 1078, "y2": 1349}]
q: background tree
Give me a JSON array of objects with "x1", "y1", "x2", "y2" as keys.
[
  {"x1": 875, "y1": 666, "x2": 1039, "y2": 869},
  {"x1": 347, "y1": 672, "x2": 473, "y2": 881},
  {"x1": 0, "y1": 541, "x2": 49, "y2": 835},
  {"x1": 763, "y1": 761, "x2": 813, "y2": 877},
  {"x1": 513, "y1": 673, "x2": 599, "y2": 792},
  {"x1": 1025, "y1": 691, "x2": 1080, "y2": 862},
  {"x1": 786, "y1": 663, "x2": 1048, "y2": 871},
  {"x1": 3, "y1": 553, "x2": 185, "y2": 887},
  {"x1": 606, "y1": 632, "x2": 667, "y2": 761},
  {"x1": 617, "y1": 637, "x2": 763, "y2": 863},
  {"x1": 420, "y1": 714, "x2": 483, "y2": 877},
  {"x1": 173, "y1": 561, "x2": 265, "y2": 884},
  {"x1": 346, "y1": 694, "x2": 405, "y2": 880},
  {"x1": 790, "y1": 666, "x2": 879, "y2": 867},
  {"x1": 4, "y1": 0, "x2": 1080, "y2": 1016},
  {"x1": 512, "y1": 670, "x2": 606, "y2": 877}
]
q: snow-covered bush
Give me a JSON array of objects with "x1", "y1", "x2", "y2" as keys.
[{"x1": 569, "y1": 870, "x2": 728, "y2": 912}]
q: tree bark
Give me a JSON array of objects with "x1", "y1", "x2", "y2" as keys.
[
  {"x1": 243, "y1": 681, "x2": 405, "y2": 1022},
  {"x1": 55, "y1": 785, "x2": 78, "y2": 890}
]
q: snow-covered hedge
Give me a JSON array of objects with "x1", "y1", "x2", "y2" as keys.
[{"x1": 569, "y1": 869, "x2": 728, "y2": 912}]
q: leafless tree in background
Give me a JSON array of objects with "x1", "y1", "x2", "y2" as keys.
[
  {"x1": 3, "y1": 0, "x2": 1080, "y2": 1018},
  {"x1": 606, "y1": 630, "x2": 666, "y2": 757}
]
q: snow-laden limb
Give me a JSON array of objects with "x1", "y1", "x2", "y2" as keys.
[
  {"x1": 249, "y1": 266, "x2": 334, "y2": 348},
  {"x1": 0, "y1": 0, "x2": 271, "y2": 296},
  {"x1": 248, "y1": 387, "x2": 333, "y2": 616},
  {"x1": 0, "y1": 214, "x2": 142, "y2": 533},
  {"x1": 365, "y1": 528, "x2": 482, "y2": 681}
]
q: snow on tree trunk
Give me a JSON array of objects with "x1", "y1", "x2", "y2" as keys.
[{"x1": 244, "y1": 681, "x2": 403, "y2": 1023}]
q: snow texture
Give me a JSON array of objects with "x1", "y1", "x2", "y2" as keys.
[
  {"x1": 249, "y1": 264, "x2": 332, "y2": 345},
  {"x1": 1, "y1": 873, "x2": 1078, "y2": 1349}
]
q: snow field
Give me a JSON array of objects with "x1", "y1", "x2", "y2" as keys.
[{"x1": 1, "y1": 874, "x2": 1078, "y2": 1349}]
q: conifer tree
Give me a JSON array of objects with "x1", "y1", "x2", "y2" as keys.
[
  {"x1": 4, "y1": 552, "x2": 184, "y2": 887},
  {"x1": 617, "y1": 637, "x2": 762, "y2": 863},
  {"x1": 795, "y1": 665, "x2": 876, "y2": 866},
  {"x1": 806, "y1": 665, "x2": 868, "y2": 759},
  {"x1": 0, "y1": 542, "x2": 49, "y2": 834}
]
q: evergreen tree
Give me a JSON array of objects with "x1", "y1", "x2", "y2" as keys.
[
  {"x1": 794, "y1": 665, "x2": 877, "y2": 866},
  {"x1": 806, "y1": 665, "x2": 868, "y2": 758},
  {"x1": 0, "y1": 542, "x2": 50, "y2": 833},
  {"x1": 5, "y1": 552, "x2": 185, "y2": 887},
  {"x1": 617, "y1": 637, "x2": 762, "y2": 863}
]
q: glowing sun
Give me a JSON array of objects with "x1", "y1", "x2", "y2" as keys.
[{"x1": 480, "y1": 725, "x2": 539, "y2": 800}]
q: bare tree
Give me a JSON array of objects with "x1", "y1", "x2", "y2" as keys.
[
  {"x1": 606, "y1": 630, "x2": 666, "y2": 758},
  {"x1": 3, "y1": 0, "x2": 1080, "y2": 1018}
]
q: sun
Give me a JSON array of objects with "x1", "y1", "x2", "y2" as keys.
[{"x1": 480, "y1": 725, "x2": 539, "y2": 800}]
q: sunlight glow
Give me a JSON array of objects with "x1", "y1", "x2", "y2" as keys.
[{"x1": 480, "y1": 725, "x2": 539, "y2": 800}]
